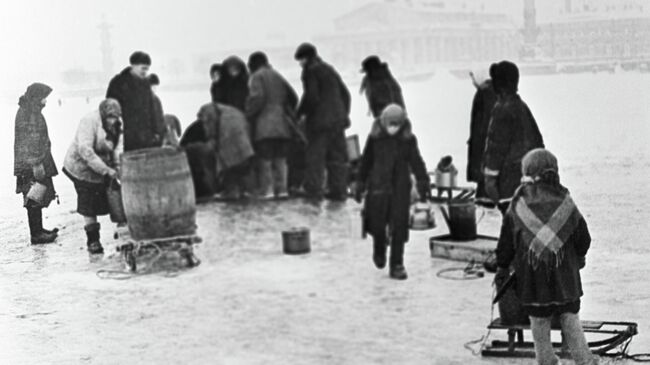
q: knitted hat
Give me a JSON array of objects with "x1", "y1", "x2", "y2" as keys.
[
  {"x1": 380, "y1": 104, "x2": 406, "y2": 129},
  {"x1": 129, "y1": 51, "x2": 152, "y2": 66}
]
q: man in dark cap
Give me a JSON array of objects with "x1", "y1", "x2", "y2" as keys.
[
  {"x1": 246, "y1": 51, "x2": 298, "y2": 199},
  {"x1": 483, "y1": 60, "x2": 544, "y2": 212},
  {"x1": 359, "y1": 55, "x2": 405, "y2": 118},
  {"x1": 106, "y1": 51, "x2": 165, "y2": 151},
  {"x1": 294, "y1": 42, "x2": 351, "y2": 201}
]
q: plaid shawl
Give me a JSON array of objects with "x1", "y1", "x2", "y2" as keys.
[{"x1": 510, "y1": 182, "x2": 582, "y2": 271}]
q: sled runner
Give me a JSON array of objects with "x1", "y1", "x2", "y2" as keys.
[{"x1": 481, "y1": 318, "x2": 638, "y2": 358}]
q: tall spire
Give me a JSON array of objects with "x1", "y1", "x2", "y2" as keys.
[{"x1": 98, "y1": 15, "x2": 114, "y2": 77}]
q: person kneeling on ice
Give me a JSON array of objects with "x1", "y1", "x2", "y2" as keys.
[
  {"x1": 63, "y1": 99, "x2": 123, "y2": 254},
  {"x1": 353, "y1": 104, "x2": 430, "y2": 280},
  {"x1": 495, "y1": 149, "x2": 596, "y2": 365}
]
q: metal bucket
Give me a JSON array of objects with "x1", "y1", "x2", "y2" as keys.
[
  {"x1": 346, "y1": 135, "x2": 361, "y2": 162},
  {"x1": 282, "y1": 227, "x2": 311, "y2": 255},
  {"x1": 435, "y1": 170, "x2": 457, "y2": 188},
  {"x1": 106, "y1": 180, "x2": 127, "y2": 224}
]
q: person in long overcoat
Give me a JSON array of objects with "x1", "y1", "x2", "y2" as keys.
[
  {"x1": 198, "y1": 103, "x2": 255, "y2": 200},
  {"x1": 106, "y1": 51, "x2": 165, "y2": 151},
  {"x1": 295, "y1": 43, "x2": 351, "y2": 201},
  {"x1": 353, "y1": 104, "x2": 430, "y2": 280},
  {"x1": 245, "y1": 51, "x2": 299, "y2": 199},
  {"x1": 14, "y1": 83, "x2": 59, "y2": 244},
  {"x1": 483, "y1": 61, "x2": 544, "y2": 212},
  {"x1": 359, "y1": 55, "x2": 405, "y2": 118},
  {"x1": 63, "y1": 99, "x2": 122, "y2": 254},
  {"x1": 467, "y1": 72, "x2": 497, "y2": 200}
]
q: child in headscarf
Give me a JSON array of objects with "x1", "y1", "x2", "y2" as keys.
[
  {"x1": 495, "y1": 148, "x2": 596, "y2": 365},
  {"x1": 14, "y1": 83, "x2": 59, "y2": 244},
  {"x1": 354, "y1": 104, "x2": 430, "y2": 280}
]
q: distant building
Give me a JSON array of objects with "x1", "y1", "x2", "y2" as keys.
[
  {"x1": 314, "y1": 1, "x2": 520, "y2": 72},
  {"x1": 537, "y1": 1, "x2": 650, "y2": 66}
]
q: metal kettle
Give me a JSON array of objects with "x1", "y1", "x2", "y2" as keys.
[{"x1": 409, "y1": 202, "x2": 436, "y2": 231}]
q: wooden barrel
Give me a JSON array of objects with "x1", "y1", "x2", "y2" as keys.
[{"x1": 121, "y1": 147, "x2": 197, "y2": 241}]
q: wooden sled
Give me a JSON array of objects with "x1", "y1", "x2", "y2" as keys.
[
  {"x1": 481, "y1": 318, "x2": 638, "y2": 358},
  {"x1": 116, "y1": 232, "x2": 202, "y2": 272}
]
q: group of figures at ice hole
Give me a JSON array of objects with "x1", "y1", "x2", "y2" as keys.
[{"x1": 14, "y1": 41, "x2": 603, "y2": 364}]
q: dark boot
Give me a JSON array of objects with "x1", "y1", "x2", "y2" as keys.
[
  {"x1": 389, "y1": 240, "x2": 407, "y2": 280},
  {"x1": 28, "y1": 208, "x2": 56, "y2": 245},
  {"x1": 85, "y1": 223, "x2": 104, "y2": 254},
  {"x1": 372, "y1": 235, "x2": 387, "y2": 269}
]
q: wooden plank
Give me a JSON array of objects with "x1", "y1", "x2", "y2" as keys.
[{"x1": 430, "y1": 234, "x2": 497, "y2": 263}]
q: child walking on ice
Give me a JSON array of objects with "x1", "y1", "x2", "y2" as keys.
[{"x1": 354, "y1": 104, "x2": 430, "y2": 280}]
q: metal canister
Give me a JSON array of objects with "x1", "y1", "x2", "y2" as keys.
[{"x1": 282, "y1": 228, "x2": 311, "y2": 255}]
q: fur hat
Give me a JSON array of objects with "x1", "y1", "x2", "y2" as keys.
[
  {"x1": 248, "y1": 51, "x2": 269, "y2": 73},
  {"x1": 210, "y1": 63, "x2": 222, "y2": 76},
  {"x1": 129, "y1": 51, "x2": 152, "y2": 66},
  {"x1": 490, "y1": 60, "x2": 519, "y2": 93},
  {"x1": 361, "y1": 55, "x2": 382, "y2": 73},
  {"x1": 99, "y1": 98, "x2": 122, "y2": 119},
  {"x1": 294, "y1": 43, "x2": 317, "y2": 60},
  {"x1": 147, "y1": 73, "x2": 160, "y2": 86}
]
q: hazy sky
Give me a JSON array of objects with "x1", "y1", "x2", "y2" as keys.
[{"x1": 0, "y1": 0, "x2": 367, "y2": 90}]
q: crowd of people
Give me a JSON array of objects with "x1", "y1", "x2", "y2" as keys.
[{"x1": 13, "y1": 44, "x2": 596, "y2": 364}]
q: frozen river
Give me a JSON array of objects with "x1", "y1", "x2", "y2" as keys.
[{"x1": 0, "y1": 72, "x2": 648, "y2": 364}]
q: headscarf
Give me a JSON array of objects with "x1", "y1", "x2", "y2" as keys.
[
  {"x1": 18, "y1": 83, "x2": 52, "y2": 110},
  {"x1": 509, "y1": 149, "x2": 582, "y2": 270},
  {"x1": 380, "y1": 104, "x2": 406, "y2": 130},
  {"x1": 521, "y1": 148, "x2": 560, "y2": 186},
  {"x1": 99, "y1": 98, "x2": 122, "y2": 145}
]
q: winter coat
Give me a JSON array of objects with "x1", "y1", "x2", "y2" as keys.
[
  {"x1": 64, "y1": 110, "x2": 120, "y2": 184},
  {"x1": 106, "y1": 67, "x2": 165, "y2": 151},
  {"x1": 467, "y1": 80, "x2": 497, "y2": 183},
  {"x1": 360, "y1": 65, "x2": 405, "y2": 118},
  {"x1": 297, "y1": 57, "x2": 351, "y2": 133},
  {"x1": 14, "y1": 83, "x2": 58, "y2": 179},
  {"x1": 199, "y1": 103, "x2": 255, "y2": 173},
  {"x1": 483, "y1": 93, "x2": 544, "y2": 202},
  {"x1": 357, "y1": 120, "x2": 430, "y2": 244},
  {"x1": 180, "y1": 120, "x2": 216, "y2": 198},
  {"x1": 13, "y1": 83, "x2": 58, "y2": 207},
  {"x1": 245, "y1": 65, "x2": 298, "y2": 142},
  {"x1": 212, "y1": 57, "x2": 249, "y2": 112},
  {"x1": 496, "y1": 182, "x2": 591, "y2": 307}
]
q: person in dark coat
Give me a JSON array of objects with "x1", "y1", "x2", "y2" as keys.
[
  {"x1": 180, "y1": 119, "x2": 217, "y2": 199},
  {"x1": 212, "y1": 56, "x2": 249, "y2": 112},
  {"x1": 359, "y1": 55, "x2": 405, "y2": 118},
  {"x1": 147, "y1": 73, "x2": 181, "y2": 146},
  {"x1": 246, "y1": 51, "x2": 299, "y2": 199},
  {"x1": 483, "y1": 60, "x2": 544, "y2": 212},
  {"x1": 106, "y1": 51, "x2": 165, "y2": 151},
  {"x1": 295, "y1": 43, "x2": 351, "y2": 201},
  {"x1": 209, "y1": 63, "x2": 222, "y2": 103},
  {"x1": 467, "y1": 70, "x2": 498, "y2": 200},
  {"x1": 14, "y1": 83, "x2": 59, "y2": 244},
  {"x1": 353, "y1": 104, "x2": 430, "y2": 280},
  {"x1": 495, "y1": 149, "x2": 595, "y2": 365}
]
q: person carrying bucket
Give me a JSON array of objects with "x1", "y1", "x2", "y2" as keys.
[
  {"x1": 352, "y1": 104, "x2": 430, "y2": 280},
  {"x1": 495, "y1": 149, "x2": 596, "y2": 365},
  {"x1": 63, "y1": 99, "x2": 123, "y2": 254},
  {"x1": 14, "y1": 83, "x2": 59, "y2": 244}
]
